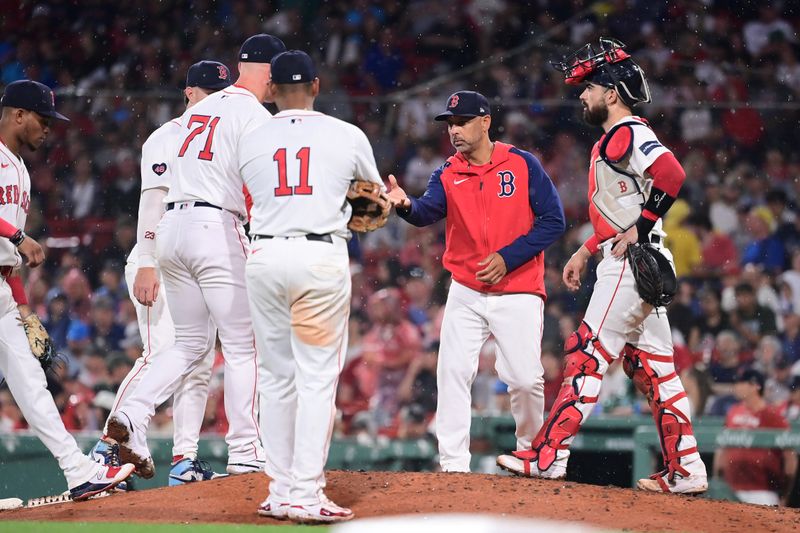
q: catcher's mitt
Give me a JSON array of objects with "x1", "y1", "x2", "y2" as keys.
[
  {"x1": 19, "y1": 314, "x2": 58, "y2": 372},
  {"x1": 626, "y1": 243, "x2": 677, "y2": 308},
  {"x1": 347, "y1": 181, "x2": 390, "y2": 232}
]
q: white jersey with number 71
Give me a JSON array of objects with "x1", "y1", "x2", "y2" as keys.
[{"x1": 168, "y1": 85, "x2": 271, "y2": 219}]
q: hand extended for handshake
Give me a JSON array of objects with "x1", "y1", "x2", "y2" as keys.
[{"x1": 385, "y1": 174, "x2": 507, "y2": 285}]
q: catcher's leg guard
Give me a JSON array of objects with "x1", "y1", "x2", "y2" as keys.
[
  {"x1": 513, "y1": 322, "x2": 614, "y2": 473},
  {"x1": 623, "y1": 345, "x2": 706, "y2": 489}
]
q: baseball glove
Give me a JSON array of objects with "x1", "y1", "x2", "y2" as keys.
[
  {"x1": 626, "y1": 243, "x2": 677, "y2": 308},
  {"x1": 19, "y1": 314, "x2": 58, "y2": 372},
  {"x1": 347, "y1": 181, "x2": 390, "y2": 232}
]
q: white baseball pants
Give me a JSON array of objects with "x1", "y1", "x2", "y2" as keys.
[
  {"x1": 103, "y1": 253, "x2": 215, "y2": 458},
  {"x1": 246, "y1": 235, "x2": 350, "y2": 506},
  {"x1": 114, "y1": 205, "x2": 262, "y2": 465},
  {"x1": 0, "y1": 281, "x2": 99, "y2": 489},
  {"x1": 564, "y1": 241, "x2": 703, "y2": 476},
  {"x1": 437, "y1": 280, "x2": 545, "y2": 472}
]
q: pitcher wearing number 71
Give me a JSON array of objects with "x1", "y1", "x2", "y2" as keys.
[{"x1": 104, "y1": 34, "x2": 288, "y2": 482}]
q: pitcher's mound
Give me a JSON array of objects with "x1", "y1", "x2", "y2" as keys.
[{"x1": 5, "y1": 471, "x2": 800, "y2": 532}]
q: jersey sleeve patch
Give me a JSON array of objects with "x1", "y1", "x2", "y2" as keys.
[
  {"x1": 639, "y1": 140, "x2": 663, "y2": 156},
  {"x1": 603, "y1": 124, "x2": 634, "y2": 164}
]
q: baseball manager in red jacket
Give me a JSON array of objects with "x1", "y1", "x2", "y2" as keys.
[{"x1": 387, "y1": 90, "x2": 566, "y2": 472}]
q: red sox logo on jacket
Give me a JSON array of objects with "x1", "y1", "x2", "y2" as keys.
[
  {"x1": 497, "y1": 170, "x2": 516, "y2": 198},
  {"x1": 0, "y1": 184, "x2": 30, "y2": 213}
]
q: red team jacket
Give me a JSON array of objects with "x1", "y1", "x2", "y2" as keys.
[{"x1": 399, "y1": 142, "x2": 565, "y2": 298}]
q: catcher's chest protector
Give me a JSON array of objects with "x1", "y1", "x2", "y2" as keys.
[{"x1": 590, "y1": 121, "x2": 654, "y2": 232}]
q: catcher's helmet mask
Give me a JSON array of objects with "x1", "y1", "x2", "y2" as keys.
[{"x1": 551, "y1": 38, "x2": 651, "y2": 107}]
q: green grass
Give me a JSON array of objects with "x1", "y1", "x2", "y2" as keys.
[{"x1": 0, "y1": 522, "x2": 326, "y2": 533}]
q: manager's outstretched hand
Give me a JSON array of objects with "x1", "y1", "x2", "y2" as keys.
[{"x1": 386, "y1": 174, "x2": 411, "y2": 209}]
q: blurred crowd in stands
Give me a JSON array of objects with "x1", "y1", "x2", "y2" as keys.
[{"x1": 1, "y1": 0, "x2": 800, "y2": 443}]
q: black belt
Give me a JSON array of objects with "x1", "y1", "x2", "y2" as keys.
[
  {"x1": 166, "y1": 201, "x2": 222, "y2": 211},
  {"x1": 252, "y1": 233, "x2": 333, "y2": 243}
]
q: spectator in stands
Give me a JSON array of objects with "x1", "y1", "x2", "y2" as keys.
[
  {"x1": 65, "y1": 319, "x2": 92, "y2": 361},
  {"x1": 87, "y1": 296, "x2": 125, "y2": 353},
  {"x1": 395, "y1": 340, "x2": 438, "y2": 439},
  {"x1": 403, "y1": 143, "x2": 446, "y2": 196},
  {"x1": 43, "y1": 293, "x2": 72, "y2": 352},
  {"x1": 102, "y1": 148, "x2": 139, "y2": 217},
  {"x1": 708, "y1": 330, "x2": 747, "y2": 415},
  {"x1": 780, "y1": 375, "x2": 800, "y2": 421},
  {"x1": 663, "y1": 199, "x2": 702, "y2": 278},
  {"x1": 65, "y1": 154, "x2": 99, "y2": 220},
  {"x1": 92, "y1": 260, "x2": 127, "y2": 310},
  {"x1": 362, "y1": 288, "x2": 422, "y2": 434},
  {"x1": 77, "y1": 349, "x2": 110, "y2": 389},
  {"x1": 730, "y1": 282, "x2": 778, "y2": 349},
  {"x1": 713, "y1": 368, "x2": 797, "y2": 506},
  {"x1": 781, "y1": 313, "x2": 800, "y2": 365},
  {"x1": 689, "y1": 287, "x2": 730, "y2": 357},
  {"x1": 743, "y1": 6, "x2": 797, "y2": 58},
  {"x1": 687, "y1": 213, "x2": 739, "y2": 278},
  {"x1": 742, "y1": 206, "x2": 786, "y2": 275},
  {"x1": 404, "y1": 265, "x2": 435, "y2": 327}
]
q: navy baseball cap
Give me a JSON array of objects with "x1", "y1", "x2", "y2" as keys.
[
  {"x1": 434, "y1": 90, "x2": 491, "y2": 121},
  {"x1": 737, "y1": 368, "x2": 765, "y2": 392},
  {"x1": 1, "y1": 80, "x2": 69, "y2": 121},
  {"x1": 186, "y1": 60, "x2": 232, "y2": 90},
  {"x1": 238, "y1": 33, "x2": 287, "y2": 64},
  {"x1": 271, "y1": 51, "x2": 316, "y2": 84}
]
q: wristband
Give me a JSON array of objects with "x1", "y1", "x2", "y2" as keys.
[{"x1": 9, "y1": 229, "x2": 25, "y2": 247}]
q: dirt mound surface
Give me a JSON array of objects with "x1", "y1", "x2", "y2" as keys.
[{"x1": 6, "y1": 471, "x2": 800, "y2": 532}]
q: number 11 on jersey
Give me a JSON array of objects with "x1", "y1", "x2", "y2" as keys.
[{"x1": 273, "y1": 147, "x2": 312, "y2": 197}]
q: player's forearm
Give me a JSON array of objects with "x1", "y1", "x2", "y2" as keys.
[
  {"x1": 634, "y1": 152, "x2": 685, "y2": 241},
  {"x1": 581, "y1": 235, "x2": 600, "y2": 256},
  {"x1": 0, "y1": 216, "x2": 23, "y2": 242},
  {"x1": 137, "y1": 188, "x2": 168, "y2": 267},
  {"x1": 7, "y1": 275, "x2": 28, "y2": 306}
]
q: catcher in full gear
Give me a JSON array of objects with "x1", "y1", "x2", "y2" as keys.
[{"x1": 497, "y1": 38, "x2": 708, "y2": 494}]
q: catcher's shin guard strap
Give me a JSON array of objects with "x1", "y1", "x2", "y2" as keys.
[
  {"x1": 527, "y1": 323, "x2": 610, "y2": 471},
  {"x1": 624, "y1": 345, "x2": 697, "y2": 479}
]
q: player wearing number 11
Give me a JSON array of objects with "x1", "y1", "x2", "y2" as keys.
[
  {"x1": 105, "y1": 34, "x2": 287, "y2": 478},
  {"x1": 239, "y1": 50, "x2": 384, "y2": 523}
]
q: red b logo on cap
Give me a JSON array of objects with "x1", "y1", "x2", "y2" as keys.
[
  {"x1": 449, "y1": 95, "x2": 459, "y2": 108},
  {"x1": 217, "y1": 65, "x2": 228, "y2": 80}
]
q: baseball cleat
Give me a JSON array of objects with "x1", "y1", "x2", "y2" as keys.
[
  {"x1": 287, "y1": 494, "x2": 354, "y2": 524},
  {"x1": 637, "y1": 470, "x2": 708, "y2": 494},
  {"x1": 70, "y1": 463, "x2": 135, "y2": 501},
  {"x1": 226, "y1": 460, "x2": 266, "y2": 475},
  {"x1": 169, "y1": 458, "x2": 227, "y2": 486},
  {"x1": 257, "y1": 497, "x2": 290, "y2": 520},
  {"x1": 90, "y1": 439, "x2": 131, "y2": 491},
  {"x1": 106, "y1": 413, "x2": 155, "y2": 479},
  {"x1": 496, "y1": 453, "x2": 566, "y2": 480}
]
